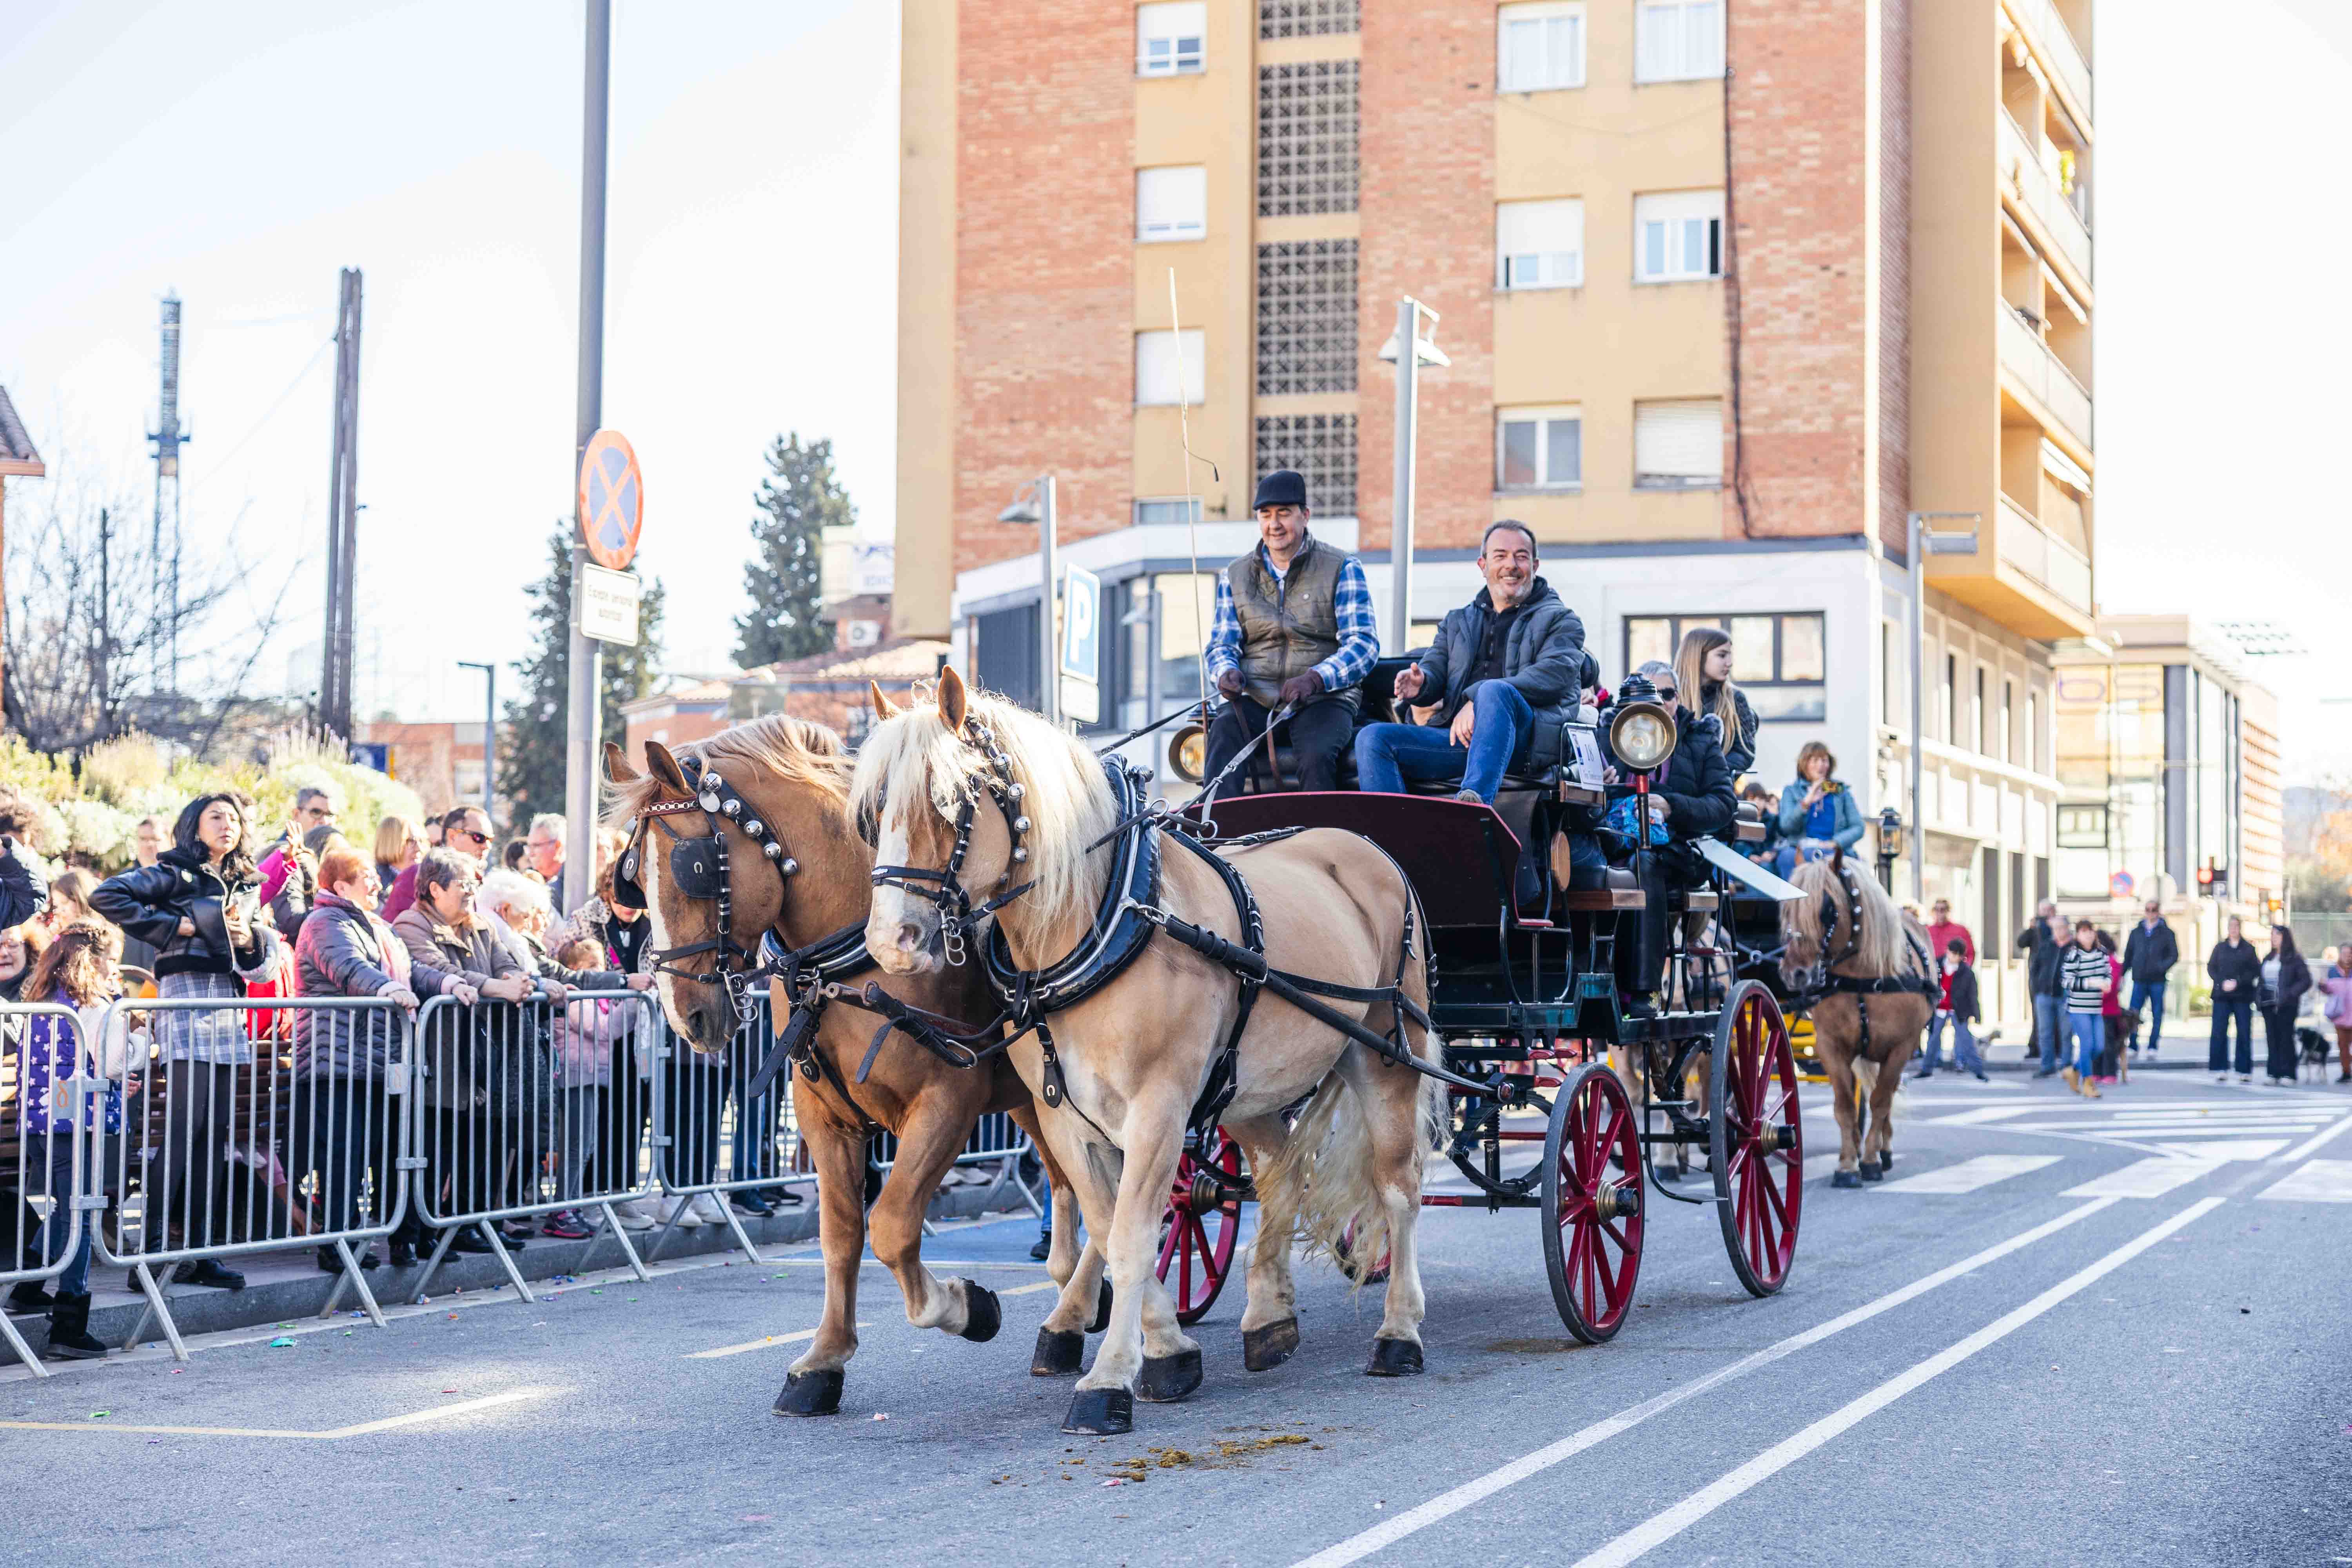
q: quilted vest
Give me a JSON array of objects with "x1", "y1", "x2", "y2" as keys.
[{"x1": 1225, "y1": 536, "x2": 1360, "y2": 711}]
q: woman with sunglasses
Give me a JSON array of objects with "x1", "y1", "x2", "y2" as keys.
[{"x1": 382, "y1": 806, "x2": 494, "y2": 922}]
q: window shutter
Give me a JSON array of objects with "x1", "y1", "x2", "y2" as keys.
[
  {"x1": 1138, "y1": 166, "x2": 1207, "y2": 241},
  {"x1": 1633, "y1": 400, "x2": 1722, "y2": 483}
]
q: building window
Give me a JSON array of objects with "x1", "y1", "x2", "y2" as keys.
[
  {"x1": 1136, "y1": 329, "x2": 1206, "y2": 406},
  {"x1": 1258, "y1": 61, "x2": 1359, "y2": 217},
  {"x1": 1633, "y1": 398, "x2": 1722, "y2": 488},
  {"x1": 1943, "y1": 654, "x2": 1958, "y2": 745},
  {"x1": 1256, "y1": 239, "x2": 1357, "y2": 396},
  {"x1": 973, "y1": 602, "x2": 1042, "y2": 713},
  {"x1": 1634, "y1": 191, "x2": 1724, "y2": 281},
  {"x1": 1498, "y1": 1, "x2": 1585, "y2": 93},
  {"x1": 1138, "y1": 2, "x2": 1207, "y2": 75},
  {"x1": 1497, "y1": 405, "x2": 1582, "y2": 490},
  {"x1": 2001, "y1": 677, "x2": 2015, "y2": 764},
  {"x1": 1974, "y1": 667, "x2": 1987, "y2": 755},
  {"x1": 2027, "y1": 689, "x2": 2042, "y2": 772},
  {"x1": 1259, "y1": 0, "x2": 1357, "y2": 38},
  {"x1": 1254, "y1": 414, "x2": 1357, "y2": 515},
  {"x1": 1134, "y1": 497, "x2": 1204, "y2": 526},
  {"x1": 1137, "y1": 166, "x2": 1207, "y2": 242},
  {"x1": 1624, "y1": 612, "x2": 1826, "y2": 722},
  {"x1": 1635, "y1": 0, "x2": 1724, "y2": 82},
  {"x1": 1496, "y1": 198, "x2": 1584, "y2": 290}
]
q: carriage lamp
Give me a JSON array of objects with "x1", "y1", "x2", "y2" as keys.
[
  {"x1": 1170, "y1": 722, "x2": 1207, "y2": 783},
  {"x1": 1874, "y1": 808, "x2": 1903, "y2": 894},
  {"x1": 1608, "y1": 674, "x2": 1679, "y2": 773}
]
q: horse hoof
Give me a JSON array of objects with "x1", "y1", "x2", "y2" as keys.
[
  {"x1": 1243, "y1": 1316, "x2": 1300, "y2": 1373},
  {"x1": 1062, "y1": 1387, "x2": 1133, "y2": 1436},
  {"x1": 1137, "y1": 1347, "x2": 1203, "y2": 1403},
  {"x1": 1366, "y1": 1337, "x2": 1424, "y2": 1377},
  {"x1": 1876, "y1": 1149, "x2": 1893, "y2": 1169},
  {"x1": 773, "y1": 1368, "x2": 844, "y2": 1417},
  {"x1": 1031, "y1": 1327, "x2": 1084, "y2": 1377},
  {"x1": 1831, "y1": 1170, "x2": 1862, "y2": 1189},
  {"x1": 959, "y1": 1279, "x2": 1002, "y2": 1343},
  {"x1": 1858, "y1": 1160, "x2": 1884, "y2": 1183},
  {"x1": 1089, "y1": 1278, "x2": 1113, "y2": 1335}
]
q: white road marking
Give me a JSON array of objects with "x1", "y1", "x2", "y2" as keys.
[
  {"x1": 2146, "y1": 1138, "x2": 2287, "y2": 1161},
  {"x1": 1880, "y1": 1155, "x2": 2061, "y2": 1194},
  {"x1": 0, "y1": 1386, "x2": 554, "y2": 1439},
  {"x1": 1802, "y1": 1154, "x2": 1842, "y2": 1183},
  {"x1": 2256, "y1": 1159, "x2": 2352, "y2": 1204},
  {"x1": 2274, "y1": 1110, "x2": 2352, "y2": 1163},
  {"x1": 1287, "y1": 1198, "x2": 2118, "y2": 1568},
  {"x1": 1569, "y1": 1198, "x2": 2222, "y2": 1568},
  {"x1": 2061, "y1": 1157, "x2": 2223, "y2": 1199},
  {"x1": 1921, "y1": 1107, "x2": 2035, "y2": 1126},
  {"x1": 687, "y1": 1323, "x2": 872, "y2": 1360}
]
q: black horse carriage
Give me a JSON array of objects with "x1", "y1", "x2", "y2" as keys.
[{"x1": 1147, "y1": 662, "x2": 1808, "y2": 1343}]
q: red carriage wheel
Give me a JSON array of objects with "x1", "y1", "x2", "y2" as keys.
[
  {"x1": 1156, "y1": 1127, "x2": 1245, "y2": 1326},
  {"x1": 1709, "y1": 981, "x2": 1803, "y2": 1297},
  {"x1": 1541, "y1": 1063, "x2": 1645, "y2": 1344}
]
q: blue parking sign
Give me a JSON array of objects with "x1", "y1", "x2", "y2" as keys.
[{"x1": 1060, "y1": 562, "x2": 1101, "y2": 680}]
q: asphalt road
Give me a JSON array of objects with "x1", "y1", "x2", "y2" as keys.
[{"x1": 5, "y1": 1069, "x2": 2347, "y2": 1567}]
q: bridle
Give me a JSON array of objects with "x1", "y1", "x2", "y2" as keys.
[
  {"x1": 616, "y1": 753, "x2": 800, "y2": 1024},
  {"x1": 862, "y1": 716, "x2": 1032, "y2": 968}
]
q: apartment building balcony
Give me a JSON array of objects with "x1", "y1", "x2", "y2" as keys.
[
  {"x1": 1998, "y1": 303, "x2": 2092, "y2": 455},
  {"x1": 1999, "y1": 108, "x2": 2092, "y2": 291},
  {"x1": 1926, "y1": 492, "x2": 2096, "y2": 640},
  {"x1": 2002, "y1": 0, "x2": 2091, "y2": 123}
]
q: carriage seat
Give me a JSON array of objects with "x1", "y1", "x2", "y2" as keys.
[
  {"x1": 1732, "y1": 802, "x2": 1766, "y2": 844},
  {"x1": 1559, "y1": 866, "x2": 1644, "y2": 913}
]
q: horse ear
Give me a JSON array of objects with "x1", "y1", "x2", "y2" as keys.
[
  {"x1": 869, "y1": 681, "x2": 901, "y2": 720},
  {"x1": 644, "y1": 741, "x2": 691, "y2": 797},
  {"x1": 603, "y1": 740, "x2": 640, "y2": 785},
  {"x1": 936, "y1": 665, "x2": 970, "y2": 731}
]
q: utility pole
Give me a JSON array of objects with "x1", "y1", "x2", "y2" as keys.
[
  {"x1": 561, "y1": 0, "x2": 611, "y2": 916},
  {"x1": 319, "y1": 268, "x2": 363, "y2": 737},
  {"x1": 147, "y1": 295, "x2": 189, "y2": 693},
  {"x1": 459, "y1": 660, "x2": 498, "y2": 828}
]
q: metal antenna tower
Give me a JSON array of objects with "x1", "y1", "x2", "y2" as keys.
[{"x1": 146, "y1": 294, "x2": 190, "y2": 692}]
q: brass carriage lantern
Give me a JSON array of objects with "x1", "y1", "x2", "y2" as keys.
[
  {"x1": 1608, "y1": 673, "x2": 1679, "y2": 773},
  {"x1": 1169, "y1": 721, "x2": 1208, "y2": 783}
]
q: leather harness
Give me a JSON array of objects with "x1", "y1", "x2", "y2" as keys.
[{"x1": 1808, "y1": 859, "x2": 1937, "y2": 1062}]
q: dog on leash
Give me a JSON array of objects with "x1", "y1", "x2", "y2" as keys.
[{"x1": 2110, "y1": 1007, "x2": 2138, "y2": 1084}]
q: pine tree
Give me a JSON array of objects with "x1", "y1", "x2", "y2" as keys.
[
  {"x1": 499, "y1": 526, "x2": 667, "y2": 831},
  {"x1": 733, "y1": 432, "x2": 850, "y2": 668}
]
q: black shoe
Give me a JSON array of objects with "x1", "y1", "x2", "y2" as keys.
[
  {"x1": 730, "y1": 1192, "x2": 773, "y2": 1218},
  {"x1": 1911, "y1": 1071, "x2": 1934, "y2": 1081},
  {"x1": 767, "y1": 1187, "x2": 802, "y2": 1208},
  {"x1": 1973, "y1": 1071, "x2": 1989, "y2": 1082},
  {"x1": 389, "y1": 1240, "x2": 417, "y2": 1268},
  {"x1": 315, "y1": 1247, "x2": 381, "y2": 1273},
  {"x1": 447, "y1": 1230, "x2": 494, "y2": 1255},
  {"x1": 1029, "y1": 1230, "x2": 1052, "y2": 1263},
  {"x1": 169, "y1": 1260, "x2": 245, "y2": 1291},
  {"x1": 7, "y1": 1280, "x2": 55, "y2": 1312},
  {"x1": 44, "y1": 1294, "x2": 105, "y2": 1360},
  {"x1": 2031, "y1": 1069, "x2": 2057, "y2": 1079}
]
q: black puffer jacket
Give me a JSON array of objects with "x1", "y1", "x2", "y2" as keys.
[
  {"x1": 90, "y1": 846, "x2": 274, "y2": 980},
  {"x1": 1698, "y1": 682, "x2": 1760, "y2": 775},
  {"x1": 1575, "y1": 704, "x2": 1737, "y2": 851},
  {"x1": 1407, "y1": 578, "x2": 1594, "y2": 770}
]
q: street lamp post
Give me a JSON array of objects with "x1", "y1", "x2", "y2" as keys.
[
  {"x1": 1906, "y1": 510, "x2": 1982, "y2": 904},
  {"x1": 998, "y1": 477, "x2": 1060, "y2": 724},
  {"x1": 458, "y1": 660, "x2": 497, "y2": 828},
  {"x1": 1377, "y1": 298, "x2": 1449, "y2": 654}
]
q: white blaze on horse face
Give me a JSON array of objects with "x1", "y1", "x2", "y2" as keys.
[
  {"x1": 641, "y1": 860, "x2": 690, "y2": 1031},
  {"x1": 865, "y1": 817, "x2": 941, "y2": 974}
]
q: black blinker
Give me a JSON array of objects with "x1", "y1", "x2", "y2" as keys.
[{"x1": 671, "y1": 837, "x2": 726, "y2": 900}]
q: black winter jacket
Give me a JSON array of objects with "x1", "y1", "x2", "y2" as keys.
[
  {"x1": 2122, "y1": 919, "x2": 2178, "y2": 984},
  {"x1": 2018, "y1": 920, "x2": 2063, "y2": 996},
  {"x1": 1940, "y1": 960, "x2": 1981, "y2": 1024},
  {"x1": 292, "y1": 893, "x2": 465, "y2": 1078},
  {"x1": 1697, "y1": 682, "x2": 1760, "y2": 775},
  {"x1": 0, "y1": 838, "x2": 48, "y2": 933},
  {"x1": 1579, "y1": 706, "x2": 1737, "y2": 838},
  {"x1": 2261, "y1": 949, "x2": 2310, "y2": 1013},
  {"x1": 90, "y1": 846, "x2": 274, "y2": 981},
  {"x1": 2207, "y1": 937, "x2": 2261, "y2": 1002},
  {"x1": 1409, "y1": 578, "x2": 1593, "y2": 771}
]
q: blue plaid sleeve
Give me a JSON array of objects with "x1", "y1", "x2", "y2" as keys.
[
  {"x1": 1203, "y1": 569, "x2": 1242, "y2": 683},
  {"x1": 1311, "y1": 557, "x2": 1380, "y2": 693}
]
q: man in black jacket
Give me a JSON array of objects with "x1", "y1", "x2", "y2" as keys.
[
  {"x1": 2016, "y1": 901, "x2": 2065, "y2": 1074},
  {"x1": 2120, "y1": 901, "x2": 2178, "y2": 1056},
  {"x1": 0, "y1": 793, "x2": 50, "y2": 933},
  {"x1": 2207, "y1": 916, "x2": 2261, "y2": 1080}
]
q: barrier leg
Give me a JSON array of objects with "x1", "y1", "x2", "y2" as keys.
[
  {"x1": 594, "y1": 1202, "x2": 652, "y2": 1283},
  {"x1": 714, "y1": 1198, "x2": 765, "y2": 1265},
  {"x1": 324, "y1": 1238, "x2": 387, "y2": 1328},
  {"x1": 0, "y1": 1305, "x2": 50, "y2": 1377},
  {"x1": 410, "y1": 1225, "x2": 459, "y2": 1305},
  {"x1": 477, "y1": 1220, "x2": 535, "y2": 1303},
  {"x1": 644, "y1": 1200, "x2": 687, "y2": 1265},
  {"x1": 125, "y1": 1262, "x2": 188, "y2": 1361}
]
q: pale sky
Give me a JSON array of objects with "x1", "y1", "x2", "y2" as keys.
[{"x1": 2, "y1": 0, "x2": 2346, "y2": 784}]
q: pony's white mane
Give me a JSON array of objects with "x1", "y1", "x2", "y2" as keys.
[
  {"x1": 1784, "y1": 857, "x2": 1926, "y2": 978},
  {"x1": 848, "y1": 682, "x2": 1121, "y2": 933}
]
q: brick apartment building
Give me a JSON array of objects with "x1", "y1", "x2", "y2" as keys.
[{"x1": 897, "y1": 0, "x2": 2098, "y2": 1013}]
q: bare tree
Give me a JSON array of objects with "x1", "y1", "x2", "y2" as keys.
[{"x1": 3, "y1": 445, "x2": 308, "y2": 761}]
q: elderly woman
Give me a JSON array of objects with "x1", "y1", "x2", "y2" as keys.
[
  {"x1": 90, "y1": 793, "x2": 285, "y2": 1291},
  {"x1": 293, "y1": 846, "x2": 477, "y2": 1271}
]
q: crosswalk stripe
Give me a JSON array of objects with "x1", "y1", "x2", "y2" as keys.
[
  {"x1": 1878, "y1": 1154, "x2": 2061, "y2": 1194},
  {"x1": 2254, "y1": 1159, "x2": 2352, "y2": 1203},
  {"x1": 1922, "y1": 1107, "x2": 2034, "y2": 1126},
  {"x1": 2146, "y1": 1138, "x2": 2287, "y2": 1161},
  {"x1": 2062, "y1": 1157, "x2": 2221, "y2": 1199}
]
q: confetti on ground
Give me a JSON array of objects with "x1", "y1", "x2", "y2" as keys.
[
  {"x1": 269, "y1": 1337, "x2": 295, "y2": 1348},
  {"x1": 872, "y1": 1413, "x2": 890, "y2": 1421},
  {"x1": 91, "y1": 1411, "x2": 108, "y2": 1419}
]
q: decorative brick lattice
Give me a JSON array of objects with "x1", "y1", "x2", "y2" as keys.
[
  {"x1": 1256, "y1": 240, "x2": 1358, "y2": 397},
  {"x1": 1259, "y1": 0, "x2": 1358, "y2": 39},
  {"x1": 1254, "y1": 414, "x2": 1358, "y2": 515},
  {"x1": 1257, "y1": 62, "x2": 1359, "y2": 217}
]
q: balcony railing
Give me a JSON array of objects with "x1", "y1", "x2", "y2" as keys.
[
  {"x1": 1999, "y1": 108, "x2": 2092, "y2": 283},
  {"x1": 1998, "y1": 493, "x2": 2093, "y2": 612},
  {"x1": 2007, "y1": 0, "x2": 2091, "y2": 117},
  {"x1": 1998, "y1": 305, "x2": 2093, "y2": 449}
]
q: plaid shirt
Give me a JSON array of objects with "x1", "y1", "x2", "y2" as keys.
[{"x1": 1203, "y1": 544, "x2": 1379, "y2": 696}]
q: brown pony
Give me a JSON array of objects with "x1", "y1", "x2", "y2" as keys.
[
  {"x1": 1778, "y1": 853, "x2": 1931, "y2": 1186},
  {"x1": 603, "y1": 716, "x2": 1105, "y2": 1417}
]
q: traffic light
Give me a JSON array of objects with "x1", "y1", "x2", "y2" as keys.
[
  {"x1": 2196, "y1": 860, "x2": 2214, "y2": 895},
  {"x1": 2196, "y1": 859, "x2": 2232, "y2": 898}
]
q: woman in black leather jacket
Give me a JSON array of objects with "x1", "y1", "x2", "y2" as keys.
[{"x1": 90, "y1": 793, "x2": 283, "y2": 1290}]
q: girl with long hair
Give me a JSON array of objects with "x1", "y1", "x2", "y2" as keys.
[
  {"x1": 2260, "y1": 925, "x2": 2312, "y2": 1085},
  {"x1": 1673, "y1": 626, "x2": 1759, "y2": 776}
]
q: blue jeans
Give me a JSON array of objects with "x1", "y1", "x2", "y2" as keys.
[
  {"x1": 30, "y1": 1132, "x2": 95, "y2": 1298},
  {"x1": 2128, "y1": 979, "x2": 2165, "y2": 1051},
  {"x1": 1353, "y1": 681, "x2": 1534, "y2": 803},
  {"x1": 1919, "y1": 1012, "x2": 1982, "y2": 1075},
  {"x1": 2034, "y1": 993, "x2": 2066, "y2": 1072},
  {"x1": 2209, "y1": 997, "x2": 2254, "y2": 1075},
  {"x1": 2067, "y1": 1011, "x2": 2104, "y2": 1076}
]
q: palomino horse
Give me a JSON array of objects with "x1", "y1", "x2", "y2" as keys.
[
  {"x1": 856, "y1": 671, "x2": 1445, "y2": 1436},
  {"x1": 1778, "y1": 853, "x2": 1932, "y2": 1187},
  {"x1": 602, "y1": 717, "x2": 1106, "y2": 1417}
]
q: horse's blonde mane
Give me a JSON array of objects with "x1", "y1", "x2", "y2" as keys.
[
  {"x1": 1784, "y1": 857, "x2": 1926, "y2": 978},
  {"x1": 603, "y1": 713, "x2": 850, "y2": 829},
  {"x1": 848, "y1": 681, "x2": 1120, "y2": 932}
]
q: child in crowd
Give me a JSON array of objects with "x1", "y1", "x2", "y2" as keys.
[{"x1": 543, "y1": 936, "x2": 638, "y2": 1239}]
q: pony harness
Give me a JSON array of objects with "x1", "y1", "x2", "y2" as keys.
[{"x1": 1810, "y1": 858, "x2": 1936, "y2": 1060}]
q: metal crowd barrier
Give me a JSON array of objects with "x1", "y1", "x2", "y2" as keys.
[
  {"x1": 870, "y1": 1112, "x2": 1045, "y2": 1238},
  {"x1": 643, "y1": 994, "x2": 815, "y2": 1266},
  {"x1": 2, "y1": 1005, "x2": 98, "y2": 1379},
  {"x1": 407, "y1": 990, "x2": 665, "y2": 1304}
]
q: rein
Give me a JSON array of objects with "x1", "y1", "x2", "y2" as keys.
[
  {"x1": 864, "y1": 715, "x2": 1033, "y2": 969},
  {"x1": 1793, "y1": 860, "x2": 1937, "y2": 1059}
]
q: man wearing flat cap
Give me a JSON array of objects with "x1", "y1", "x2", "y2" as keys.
[{"x1": 1200, "y1": 468, "x2": 1378, "y2": 800}]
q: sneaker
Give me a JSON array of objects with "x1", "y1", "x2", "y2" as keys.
[
  {"x1": 2213, "y1": 1072, "x2": 2229, "y2": 1084},
  {"x1": 1453, "y1": 789, "x2": 1485, "y2": 805},
  {"x1": 2239, "y1": 1073, "x2": 2254, "y2": 1083},
  {"x1": 690, "y1": 1192, "x2": 728, "y2": 1226},
  {"x1": 169, "y1": 1259, "x2": 245, "y2": 1291},
  {"x1": 659, "y1": 1194, "x2": 704, "y2": 1229},
  {"x1": 541, "y1": 1209, "x2": 594, "y2": 1241},
  {"x1": 608, "y1": 1198, "x2": 659, "y2": 1232},
  {"x1": 730, "y1": 1192, "x2": 774, "y2": 1218},
  {"x1": 1029, "y1": 1230, "x2": 1053, "y2": 1262},
  {"x1": 1973, "y1": 1071, "x2": 1990, "y2": 1082}
]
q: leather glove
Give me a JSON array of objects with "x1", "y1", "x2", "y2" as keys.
[
  {"x1": 1276, "y1": 670, "x2": 1324, "y2": 708},
  {"x1": 1216, "y1": 668, "x2": 1245, "y2": 698}
]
